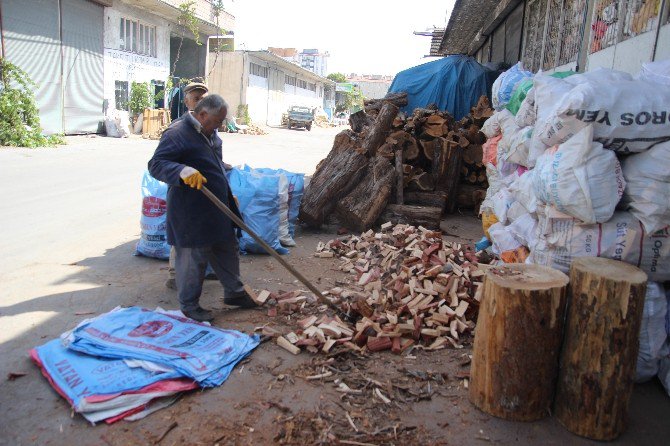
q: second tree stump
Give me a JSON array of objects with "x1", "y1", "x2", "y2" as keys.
[
  {"x1": 554, "y1": 257, "x2": 647, "y2": 441},
  {"x1": 469, "y1": 264, "x2": 569, "y2": 421}
]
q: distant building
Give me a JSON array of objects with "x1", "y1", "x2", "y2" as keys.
[
  {"x1": 207, "y1": 50, "x2": 336, "y2": 125},
  {"x1": 347, "y1": 74, "x2": 393, "y2": 99},
  {"x1": 0, "y1": 0, "x2": 234, "y2": 134},
  {"x1": 268, "y1": 47, "x2": 330, "y2": 77}
]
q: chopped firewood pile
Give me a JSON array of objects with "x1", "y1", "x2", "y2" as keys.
[
  {"x1": 253, "y1": 223, "x2": 492, "y2": 356},
  {"x1": 299, "y1": 93, "x2": 494, "y2": 232}
]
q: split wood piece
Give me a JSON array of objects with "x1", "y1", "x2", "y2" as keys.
[
  {"x1": 277, "y1": 336, "x2": 301, "y2": 355},
  {"x1": 377, "y1": 204, "x2": 442, "y2": 230},
  {"x1": 389, "y1": 131, "x2": 419, "y2": 161},
  {"x1": 360, "y1": 102, "x2": 399, "y2": 156},
  {"x1": 455, "y1": 184, "x2": 487, "y2": 212},
  {"x1": 349, "y1": 110, "x2": 373, "y2": 133},
  {"x1": 299, "y1": 149, "x2": 369, "y2": 227},
  {"x1": 465, "y1": 125, "x2": 487, "y2": 145},
  {"x1": 419, "y1": 139, "x2": 439, "y2": 162},
  {"x1": 367, "y1": 336, "x2": 393, "y2": 352},
  {"x1": 336, "y1": 156, "x2": 396, "y2": 232},
  {"x1": 469, "y1": 264, "x2": 569, "y2": 422},
  {"x1": 376, "y1": 142, "x2": 395, "y2": 160},
  {"x1": 462, "y1": 144, "x2": 483, "y2": 166},
  {"x1": 404, "y1": 191, "x2": 448, "y2": 212},
  {"x1": 395, "y1": 148, "x2": 404, "y2": 205},
  {"x1": 408, "y1": 171, "x2": 435, "y2": 192},
  {"x1": 423, "y1": 115, "x2": 447, "y2": 138},
  {"x1": 554, "y1": 258, "x2": 647, "y2": 441},
  {"x1": 470, "y1": 95, "x2": 494, "y2": 125},
  {"x1": 433, "y1": 140, "x2": 463, "y2": 213}
]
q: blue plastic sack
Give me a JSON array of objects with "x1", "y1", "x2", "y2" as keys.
[
  {"x1": 30, "y1": 339, "x2": 182, "y2": 410},
  {"x1": 135, "y1": 170, "x2": 170, "y2": 260},
  {"x1": 491, "y1": 62, "x2": 533, "y2": 111},
  {"x1": 242, "y1": 166, "x2": 305, "y2": 237},
  {"x1": 229, "y1": 167, "x2": 289, "y2": 255},
  {"x1": 66, "y1": 307, "x2": 260, "y2": 387}
]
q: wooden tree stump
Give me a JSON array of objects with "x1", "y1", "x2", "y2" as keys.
[
  {"x1": 469, "y1": 264, "x2": 570, "y2": 421},
  {"x1": 404, "y1": 191, "x2": 447, "y2": 211},
  {"x1": 336, "y1": 156, "x2": 395, "y2": 232},
  {"x1": 554, "y1": 257, "x2": 647, "y2": 441}
]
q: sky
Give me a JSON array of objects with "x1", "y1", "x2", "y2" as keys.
[{"x1": 230, "y1": 0, "x2": 456, "y2": 77}]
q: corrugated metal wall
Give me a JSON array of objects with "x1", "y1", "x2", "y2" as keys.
[
  {"x1": 61, "y1": 0, "x2": 104, "y2": 134},
  {"x1": 2, "y1": 0, "x2": 64, "y2": 134},
  {"x1": 1, "y1": 0, "x2": 103, "y2": 134}
]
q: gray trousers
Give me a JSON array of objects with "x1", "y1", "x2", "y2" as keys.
[{"x1": 174, "y1": 242, "x2": 244, "y2": 312}]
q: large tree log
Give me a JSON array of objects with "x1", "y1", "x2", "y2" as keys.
[
  {"x1": 395, "y1": 148, "x2": 404, "y2": 205},
  {"x1": 469, "y1": 264, "x2": 570, "y2": 421},
  {"x1": 332, "y1": 129, "x2": 358, "y2": 153},
  {"x1": 377, "y1": 204, "x2": 442, "y2": 229},
  {"x1": 336, "y1": 156, "x2": 396, "y2": 232},
  {"x1": 554, "y1": 257, "x2": 647, "y2": 441},
  {"x1": 299, "y1": 150, "x2": 369, "y2": 227},
  {"x1": 360, "y1": 102, "x2": 399, "y2": 156},
  {"x1": 364, "y1": 92, "x2": 408, "y2": 113},
  {"x1": 432, "y1": 140, "x2": 463, "y2": 213},
  {"x1": 404, "y1": 191, "x2": 447, "y2": 211},
  {"x1": 349, "y1": 110, "x2": 373, "y2": 133}
]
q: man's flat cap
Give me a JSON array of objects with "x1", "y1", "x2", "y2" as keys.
[{"x1": 184, "y1": 82, "x2": 208, "y2": 94}]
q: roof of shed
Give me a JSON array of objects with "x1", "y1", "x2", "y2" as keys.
[{"x1": 438, "y1": 0, "x2": 501, "y2": 55}]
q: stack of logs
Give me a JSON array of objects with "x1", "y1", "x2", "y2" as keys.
[
  {"x1": 274, "y1": 222, "x2": 490, "y2": 355},
  {"x1": 299, "y1": 93, "x2": 494, "y2": 232}
]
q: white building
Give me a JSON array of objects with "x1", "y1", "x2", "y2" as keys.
[
  {"x1": 0, "y1": 0, "x2": 234, "y2": 134},
  {"x1": 207, "y1": 50, "x2": 336, "y2": 126},
  {"x1": 297, "y1": 49, "x2": 330, "y2": 77},
  {"x1": 104, "y1": 0, "x2": 235, "y2": 112},
  {"x1": 347, "y1": 74, "x2": 393, "y2": 99}
]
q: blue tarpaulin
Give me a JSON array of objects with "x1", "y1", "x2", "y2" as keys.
[{"x1": 388, "y1": 55, "x2": 495, "y2": 120}]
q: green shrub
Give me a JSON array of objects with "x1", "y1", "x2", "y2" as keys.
[
  {"x1": 129, "y1": 81, "x2": 153, "y2": 116},
  {"x1": 0, "y1": 58, "x2": 64, "y2": 147},
  {"x1": 237, "y1": 104, "x2": 250, "y2": 125}
]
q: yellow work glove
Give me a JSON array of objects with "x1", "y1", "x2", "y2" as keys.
[{"x1": 179, "y1": 166, "x2": 207, "y2": 190}]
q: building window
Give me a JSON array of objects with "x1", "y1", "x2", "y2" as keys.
[
  {"x1": 285, "y1": 75, "x2": 297, "y2": 86},
  {"x1": 119, "y1": 18, "x2": 156, "y2": 57},
  {"x1": 590, "y1": 0, "x2": 662, "y2": 54},
  {"x1": 297, "y1": 79, "x2": 308, "y2": 89},
  {"x1": 115, "y1": 80, "x2": 129, "y2": 110},
  {"x1": 308, "y1": 83, "x2": 317, "y2": 92},
  {"x1": 250, "y1": 62, "x2": 268, "y2": 78}
]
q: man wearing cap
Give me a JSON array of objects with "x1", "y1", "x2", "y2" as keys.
[
  {"x1": 166, "y1": 81, "x2": 210, "y2": 290},
  {"x1": 149, "y1": 94, "x2": 257, "y2": 322}
]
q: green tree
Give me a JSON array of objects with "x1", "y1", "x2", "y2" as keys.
[
  {"x1": 336, "y1": 86, "x2": 364, "y2": 114},
  {"x1": 0, "y1": 58, "x2": 64, "y2": 147},
  {"x1": 327, "y1": 72, "x2": 347, "y2": 83}
]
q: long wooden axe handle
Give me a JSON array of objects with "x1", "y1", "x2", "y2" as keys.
[{"x1": 200, "y1": 185, "x2": 343, "y2": 315}]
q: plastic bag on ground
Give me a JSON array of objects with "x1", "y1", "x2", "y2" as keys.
[
  {"x1": 30, "y1": 339, "x2": 196, "y2": 424},
  {"x1": 503, "y1": 126, "x2": 533, "y2": 167},
  {"x1": 508, "y1": 170, "x2": 538, "y2": 214},
  {"x1": 488, "y1": 222, "x2": 522, "y2": 255},
  {"x1": 507, "y1": 212, "x2": 538, "y2": 248},
  {"x1": 481, "y1": 209, "x2": 498, "y2": 239},
  {"x1": 505, "y1": 78, "x2": 534, "y2": 115},
  {"x1": 636, "y1": 282, "x2": 668, "y2": 382},
  {"x1": 515, "y1": 87, "x2": 536, "y2": 128},
  {"x1": 66, "y1": 307, "x2": 260, "y2": 387},
  {"x1": 229, "y1": 167, "x2": 289, "y2": 255},
  {"x1": 481, "y1": 109, "x2": 514, "y2": 139},
  {"x1": 620, "y1": 141, "x2": 670, "y2": 234},
  {"x1": 135, "y1": 170, "x2": 170, "y2": 260},
  {"x1": 532, "y1": 126, "x2": 625, "y2": 224},
  {"x1": 529, "y1": 209, "x2": 670, "y2": 282},
  {"x1": 491, "y1": 62, "x2": 533, "y2": 110}
]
